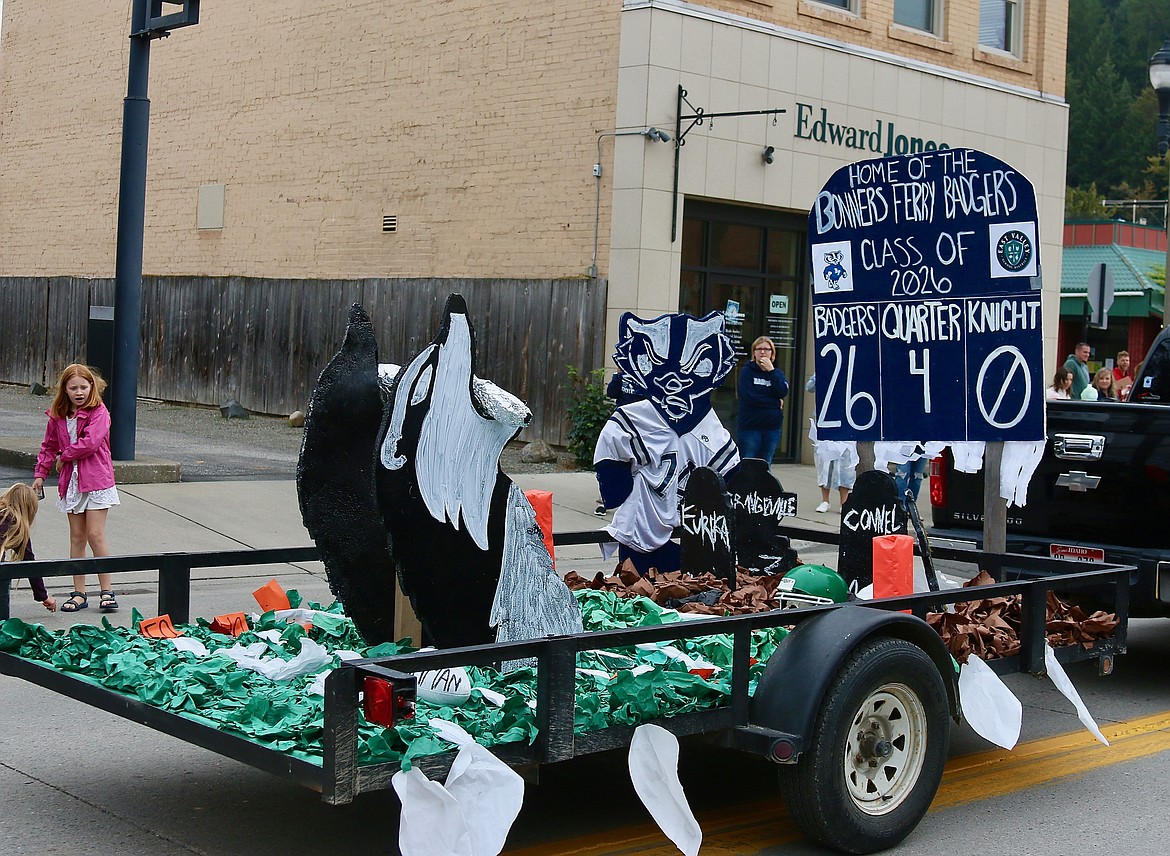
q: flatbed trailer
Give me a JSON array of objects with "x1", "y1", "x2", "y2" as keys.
[{"x1": 0, "y1": 526, "x2": 1132, "y2": 854}]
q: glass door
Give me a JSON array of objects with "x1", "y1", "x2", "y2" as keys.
[{"x1": 679, "y1": 203, "x2": 807, "y2": 462}]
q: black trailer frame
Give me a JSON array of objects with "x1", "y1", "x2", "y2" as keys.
[{"x1": 1, "y1": 526, "x2": 1132, "y2": 805}]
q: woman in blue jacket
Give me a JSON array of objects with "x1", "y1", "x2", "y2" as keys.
[{"x1": 737, "y1": 336, "x2": 789, "y2": 462}]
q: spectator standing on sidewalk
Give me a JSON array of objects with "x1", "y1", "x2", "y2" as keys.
[
  {"x1": 805, "y1": 374, "x2": 857, "y2": 513},
  {"x1": 1063, "y1": 342, "x2": 1092, "y2": 399},
  {"x1": 32, "y1": 363, "x2": 121, "y2": 614},
  {"x1": 737, "y1": 337, "x2": 789, "y2": 463},
  {"x1": 0, "y1": 483, "x2": 56, "y2": 613},
  {"x1": 1112, "y1": 350, "x2": 1134, "y2": 400}
]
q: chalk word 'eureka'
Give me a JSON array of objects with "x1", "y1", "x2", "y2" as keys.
[
  {"x1": 795, "y1": 104, "x2": 950, "y2": 157},
  {"x1": 681, "y1": 504, "x2": 731, "y2": 549}
]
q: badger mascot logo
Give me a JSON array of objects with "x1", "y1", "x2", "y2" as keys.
[{"x1": 297, "y1": 295, "x2": 582, "y2": 650}]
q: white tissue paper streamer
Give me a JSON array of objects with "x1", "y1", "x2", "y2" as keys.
[
  {"x1": 170, "y1": 637, "x2": 209, "y2": 657},
  {"x1": 471, "y1": 686, "x2": 507, "y2": 707},
  {"x1": 1044, "y1": 643, "x2": 1110, "y2": 746},
  {"x1": 949, "y1": 441, "x2": 986, "y2": 473},
  {"x1": 393, "y1": 718, "x2": 524, "y2": 856},
  {"x1": 958, "y1": 655, "x2": 1022, "y2": 749},
  {"x1": 393, "y1": 766, "x2": 474, "y2": 856},
  {"x1": 635, "y1": 643, "x2": 721, "y2": 675},
  {"x1": 628, "y1": 724, "x2": 702, "y2": 856},
  {"x1": 1000, "y1": 440, "x2": 1045, "y2": 507},
  {"x1": 222, "y1": 637, "x2": 332, "y2": 681},
  {"x1": 307, "y1": 651, "x2": 363, "y2": 696},
  {"x1": 272, "y1": 607, "x2": 347, "y2": 624}
]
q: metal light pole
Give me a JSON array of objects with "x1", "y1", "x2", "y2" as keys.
[
  {"x1": 109, "y1": 1, "x2": 199, "y2": 460},
  {"x1": 1149, "y1": 39, "x2": 1170, "y2": 299}
]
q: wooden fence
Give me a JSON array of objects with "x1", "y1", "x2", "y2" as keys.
[{"x1": 0, "y1": 276, "x2": 608, "y2": 447}]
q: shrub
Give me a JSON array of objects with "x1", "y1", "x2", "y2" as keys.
[{"x1": 564, "y1": 367, "x2": 613, "y2": 469}]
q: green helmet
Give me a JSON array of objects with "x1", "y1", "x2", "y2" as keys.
[{"x1": 776, "y1": 564, "x2": 849, "y2": 608}]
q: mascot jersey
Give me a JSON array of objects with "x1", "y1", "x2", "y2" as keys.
[{"x1": 595, "y1": 399, "x2": 739, "y2": 554}]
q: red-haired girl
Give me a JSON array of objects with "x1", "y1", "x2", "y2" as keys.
[{"x1": 32, "y1": 363, "x2": 120, "y2": 613}]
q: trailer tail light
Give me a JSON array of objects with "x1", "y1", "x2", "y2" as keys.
[
  {"x1": 769, "y1": 737, "x2": 797, "y2": 763},
  {"x1": 363, "y1": 676, "x2": 415, "y2": 728},
  {"x1": 929, "y1": 455, "x2": 946, "y2": 507}
]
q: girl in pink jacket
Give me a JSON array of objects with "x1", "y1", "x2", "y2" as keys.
[{"x1": 32, "y1": 363, "x2": 120, "y2": 613}]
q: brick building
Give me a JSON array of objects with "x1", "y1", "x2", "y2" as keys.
[{"x1": 0, "y1": 0, "x2": 1070, "y2": 458}]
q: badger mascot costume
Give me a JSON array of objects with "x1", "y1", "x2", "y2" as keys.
[
  {"x1": 297, "y1": 295, "x2": 582, "y2": 649},
  {"x1": 594, "y1": 310, "x2": 741, "y2": 573}
]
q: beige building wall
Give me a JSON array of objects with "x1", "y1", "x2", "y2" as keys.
[
  {"x1": 607, "y1": 0, "x2": 1069, "y2": 408},
  {"x1": 2, "y1": 0, "x2": 1070, "y2": 430},
  {"x1": 0, "y1": 1, "x2": 623, "y2": 280},
  {"x1": 694, "y1": 0, "x2": 1066, "y2": 97}
]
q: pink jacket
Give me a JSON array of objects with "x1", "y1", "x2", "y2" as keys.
[{"x1": 34, "y1": 404, "x2": 117, "y2": 499}]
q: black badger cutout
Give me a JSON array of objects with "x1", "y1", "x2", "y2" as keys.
[
  {"x1": 297, "y1": 304, "x2": 397, "y2": 644},
  {"x1": 299, "y1": 295, "x2": 582, "y2": 650}
]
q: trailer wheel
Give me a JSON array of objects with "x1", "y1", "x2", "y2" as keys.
[{"x1": 777, "y1": 636, "x2": 950, "y2": 854}]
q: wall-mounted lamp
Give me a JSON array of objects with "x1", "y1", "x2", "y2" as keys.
[
  {"x1": 644, "y1": 127, "x2": 672, "y2": 143},
  {"x1": 762, "y1": 145, "x2": 775, "y2": 165}
]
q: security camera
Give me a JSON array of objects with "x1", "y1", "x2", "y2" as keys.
[{"x1": 763, "y1": 145, "x2": 775, "y2": 164}]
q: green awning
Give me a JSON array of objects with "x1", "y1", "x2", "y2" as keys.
[{"x1": 1060, "y1": 244, "x2": 1164, "y2": 319}]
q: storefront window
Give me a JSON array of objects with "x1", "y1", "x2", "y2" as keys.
[
  {"x1": 710, "y1": 222, "x2": 762, "y2": 270},
  {"x1": 767, "y1": 231, "x2": 800, "y2": 277},
  {"x1": 681, "y1": 218, "x2": 705, "y2": 268}
]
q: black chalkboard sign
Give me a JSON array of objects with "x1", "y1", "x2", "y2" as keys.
[
  {"x1": 726, "y1": 459, "x2": 799, "y2": 574},
  {"x1": 680, "y1": 467, "x2": 737, "y2": 589},
  {"x1": 837, "y1": 469, "x2": 908, "y2": 592}
]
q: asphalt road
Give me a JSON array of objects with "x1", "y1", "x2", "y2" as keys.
[
  {"x1": 3, "y1": 381, "x2": 1161, "y2": 854},
  {"x1": 3, "y1": 618, "x2": 1168, "y2": 855}
]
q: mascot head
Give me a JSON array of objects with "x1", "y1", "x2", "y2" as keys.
[{"x1": 612, "y1": 310, "x2": 735, "y2": 434}]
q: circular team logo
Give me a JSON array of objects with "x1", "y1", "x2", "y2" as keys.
[{"x1": 996, "y1": 230, "x2": 1032, "y2": 273}]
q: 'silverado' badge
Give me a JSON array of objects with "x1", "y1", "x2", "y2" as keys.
[{"x1": 995, "y1": 230, "x2": 1032, "y2": 273}]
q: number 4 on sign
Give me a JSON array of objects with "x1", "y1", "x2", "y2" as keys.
[{"x1": 910, "y1": 350, "x2": 931, "y2": 413}]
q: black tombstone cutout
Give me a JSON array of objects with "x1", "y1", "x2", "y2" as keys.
[
  {"x1": 836, "y1": 469, "x2": 908, "y2": 593},
  {"x1": 680, "y1": 467, "x2": 737, "y2": 589},
  {"x1": 297, "y1": 304, "x2": 398, "y2": 644},
  {"x1": 726, "y1": 459, "x2": 800, "y2": 575}
]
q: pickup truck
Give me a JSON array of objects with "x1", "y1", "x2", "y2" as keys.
[{"x1": 930, "y1": 325, "x2": 1170, "y2": 615}]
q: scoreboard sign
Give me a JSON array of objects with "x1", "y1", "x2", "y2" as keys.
[{"x1": 808, "y1": 148, "x2": 1044, "y2": 442}]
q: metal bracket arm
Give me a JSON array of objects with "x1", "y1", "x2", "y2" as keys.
[{"x1": 671, "y1": 85, "x2": 786, "y2": 241}]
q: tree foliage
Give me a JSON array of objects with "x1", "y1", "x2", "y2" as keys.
[{"x1": 1067, "y1": 0, "x2": 1168, "y2": 208}]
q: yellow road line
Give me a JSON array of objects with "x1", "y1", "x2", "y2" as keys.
[{"x1": 505, "y1": 710, "x2": 1170, "y2": 855}]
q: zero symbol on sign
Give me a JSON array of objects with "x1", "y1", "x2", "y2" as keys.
[{"x1": 975, "y1": 345, "x2": 1031, "y2": 429}]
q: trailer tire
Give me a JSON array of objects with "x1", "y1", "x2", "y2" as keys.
[{"x1": 777, "y1": 636, "x2": 950, "y2": 854}]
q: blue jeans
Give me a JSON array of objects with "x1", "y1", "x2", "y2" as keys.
[
  {"x1": 739, "y1": 428, "x2": 781, "y2": 462},
  {"x1": 894, "y1": 458, "x2": 929, "y2": 508}
]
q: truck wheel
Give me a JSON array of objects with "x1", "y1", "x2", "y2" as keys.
[{"x1": 777, "y1": 637, "x2": 950, "y2": 854}]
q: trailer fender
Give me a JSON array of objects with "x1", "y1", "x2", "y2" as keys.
[{"x1": 749, "y1": 605, "x2": 959, "y2": 752}]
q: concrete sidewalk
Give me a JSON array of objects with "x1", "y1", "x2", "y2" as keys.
[{"x1": 3, "y1": 460, "x2": 936, "y2": 629}]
